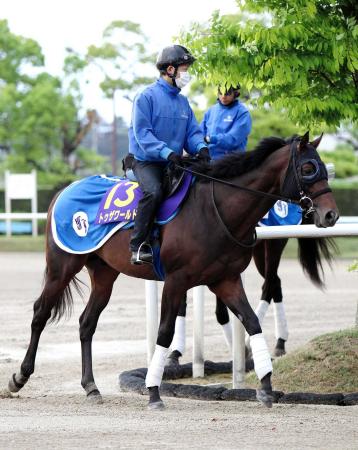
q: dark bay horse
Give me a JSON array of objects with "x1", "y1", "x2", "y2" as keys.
[{"x1": 8, "y1": 133, "x2": 339, "y2": 410}]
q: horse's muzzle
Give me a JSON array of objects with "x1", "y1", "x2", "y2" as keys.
[{"x1": 314, "y1": 209, "x2": 339, "y2": 228}]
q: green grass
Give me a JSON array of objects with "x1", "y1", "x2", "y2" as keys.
[
  {"x1": 282, "y1": 236, "x2": 358, "y2": 259},
  {"x1": 1, "y1": 235, "x2": 357, "y2": 258},
  {"x1": 0, "y1": 235, "x2": 45, "y2": 252},
  {"x1": 169, "y1": 328, "x2": 358, "y2": 394},
  {"x1": 246, "y1": 328, "x2": 358, "y2": 394}
]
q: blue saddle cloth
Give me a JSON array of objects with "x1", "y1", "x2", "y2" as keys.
[
  {"x1": 259, "y1": 201, "x2": 302, "y2": 227},
  {"x1": 51, "y1": 174, "x2": 192, "y2": 258}
]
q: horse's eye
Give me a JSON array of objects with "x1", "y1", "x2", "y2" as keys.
[{"x1": 301, "y1": 163, "x2": 315, "y2": 176}]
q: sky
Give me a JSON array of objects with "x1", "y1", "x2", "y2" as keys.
[{"x1": 1, "y1": 0, "x2": 238, "y2": 123}]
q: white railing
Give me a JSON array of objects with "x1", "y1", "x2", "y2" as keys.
[
  {"x1": 145, "y1": 217, "x2": 358, "y2": 388},
  {"x1": 0, "y1": 213, "x2": 47, "y2": 220},
  {"x1": 0, "y1": 212, "x2": 47, "y2": 237}
]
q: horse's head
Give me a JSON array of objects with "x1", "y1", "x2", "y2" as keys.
[{"x1": 282, "y1": 132, "x2": 339, "y2": 227}]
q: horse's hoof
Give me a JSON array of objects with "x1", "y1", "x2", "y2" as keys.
[
  {"x1": 87, "y1": 391, "x2": 103, "y2": 404},
  {"x1": 256, "y1": 389, "x2": 273, "y2": 408},
  {"x1": 166, "y1": 357, "x2": 180, "y2": 367},
  {"x1": 166, "y1": 350, "x2": 181, "y2": 367},
  {"x1": 8, "y1": 374, "x2": 24, "y2": 393},
  {"x1": 274, "y1": 347, "x2": 286, "y2": 357},
  {"x1": 147, "y1": 400, "x2": 165, "y2": 411}
]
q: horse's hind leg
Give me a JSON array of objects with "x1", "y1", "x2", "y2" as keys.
[
  {"x1": 215, "y1": 297, "x2": 232, "y2": 351},
  {"x1": 263, "y1": 239, "x2": 289, "y2": 357},
  {"x1": 79, "y1": 257, "x2": 119, "y2": 403},
  {"x1": 8, "y1": 251, "x2": 86, "y2": 394},
  {"x1": 209, "y1": 276, "x2": 273, "y2": 408},
  {"x1": 253, "y1": 239, "x2": 289, "y2": 357},
  {"x1": 167, "y1": 294, "x2": 187, "y2": 366}
]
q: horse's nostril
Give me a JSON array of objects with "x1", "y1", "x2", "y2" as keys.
[{"x1": 325, "y1": 210, "x2": 338, "y2": 226}]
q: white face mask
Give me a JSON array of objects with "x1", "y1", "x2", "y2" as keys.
[{"x1": 175, "y1": 71, "x2": 191, "y2": 89}]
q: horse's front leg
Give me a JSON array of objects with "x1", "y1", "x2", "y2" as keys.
[
  {"x1": 146, "y1": 276, "x2": 185, "y2": 410},
  {"x1": 209, "y1": 276, "x2": 274, "y2": 408}
]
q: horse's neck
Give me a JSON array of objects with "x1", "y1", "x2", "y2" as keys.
[{"x1": 215, "y1": 147, "x2": 288, "y2": 232}]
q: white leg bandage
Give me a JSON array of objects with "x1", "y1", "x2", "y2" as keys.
[
  {"x1": 250, "y1": 333, "x2": 273, "y2": 380},
  {"x1": 255, "y1": 300, "x2": 270, "y2": 324},
  {"x1": 221, "y1": 321, "x2": 233, "y2": 352},
  {"x1": 145, "y1": 345, "x2": 169, "y2": 388},
  {"x1": 245, "y1": 300, "x2": 269, "y2": 347},
  {"x1": 273, "y1": 302, "x2": 288, "y2": 341},
  {"x1": 171, "y1": 316, "x2": 186, "y2": 355}
]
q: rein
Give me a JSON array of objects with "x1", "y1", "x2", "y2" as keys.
[
  {"x1": 211, "y1": 180, "x2": 258, "y2": 248},
  {"x1": 179, "y1": 164, "x2": 300, "y2": 205},
  {"x1": 175, "y1": 140, "x2": 331, "y2": 248}
]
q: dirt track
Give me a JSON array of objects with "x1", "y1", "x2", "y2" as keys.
[{"x1": 0, "y1": 252, "x2": 357, "y2": 449}]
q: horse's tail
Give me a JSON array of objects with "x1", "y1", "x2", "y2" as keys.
[
  {"x1": 44, "y1": 192, "x2": 86, "y2": 323},
  {"x1": 297, "y1": 216, "x2": 338, "y2": 287},
  {"x1": 42, "y1": 265, "x2": 85, "y2": 323}
]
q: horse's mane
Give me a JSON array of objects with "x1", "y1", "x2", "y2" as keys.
[{"x1": 189, "y1": 136, "x2": 290, "y2": 180}]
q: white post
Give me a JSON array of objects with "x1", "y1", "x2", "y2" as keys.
[
  {"x1": 232, "y1": 272, "x2": 247, "y2": 388},
  {"x1": 31, "y1": 170, "x2": 38, "y2": 237},
  {"x1": 192, "y1": 285, "x2": 205, "y2": 377},
  {"x1": 5, "y1": 171, "x2": 11, "y2": 236},
  {"x1": 145, "y1": 280, "x2": 158, "y2": 366},
  {"x1": 4, "y1": 170, "x2": 38, "y2": 237},
  {"x1": 231, "y1": 317, "x2": 246, "y2": 388}
]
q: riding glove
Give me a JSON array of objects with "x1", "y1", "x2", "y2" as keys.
[
  {"x1": 168, "y1": 152, "x2": 183, "y2": 166},
  {"x1": 197, "y1": 147, "x2": 211, "y2": 163}
]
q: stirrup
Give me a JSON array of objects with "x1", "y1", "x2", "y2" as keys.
[{"x1": 131, "y1": 242, "x2": 153, "y2": 265}]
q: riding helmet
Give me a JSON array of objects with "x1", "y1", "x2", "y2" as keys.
[{"x1": 156, "y1": 45, "x2": 196, "y2": 71}]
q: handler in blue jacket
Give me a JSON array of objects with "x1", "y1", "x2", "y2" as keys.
[
  {"x1": 201, "y1": 84, "x2": 252, "y2": 159},
  {"x1": 128, "y1": 45, "x2": 210, "y2": 265}
]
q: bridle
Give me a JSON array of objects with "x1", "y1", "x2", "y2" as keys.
[
  {"x1": 179, "y1": 139, "x2": 332, "y2": 248},
  {"x1": 284, "y1": 140, "x2": 332, "y2": 217}
]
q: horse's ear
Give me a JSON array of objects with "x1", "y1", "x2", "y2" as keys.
[
  {"x1": 298, "y1": 131, "x2": 310, "y2": 150},
  {"x1": 310, "y1": 133, "x2": 323, "y2": 149}
]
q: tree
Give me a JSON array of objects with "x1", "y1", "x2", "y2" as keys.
[
  {"x1": 64, "y1": 20, "x2": 156, "y2": 173},
  {"x1": 0, "y1": 19, "x2": 44, "y2": 85},
  {"x1": 0, "y1": 20, "x2": 108, "y2": 186},
  {"x1": 180, "y1": 1, "x2": 358, "y2": 127}
]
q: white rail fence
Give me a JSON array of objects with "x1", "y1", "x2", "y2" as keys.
[
  {"x1": 2, "y1": 170, "x2": 41, "y2": 237},
  {"x1": 145, "y1": 218, "x2": 358, "y2": 388}
]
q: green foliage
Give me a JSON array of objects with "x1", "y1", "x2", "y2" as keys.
[
  {"x1": 249, "y1": 107, "x2": 301, "y2": 149},
  {"x1": 320, "y1": 145, "x2": 358, "y2": 178},
  {"x1": 0, "y1": 21, "x2": 103, "y2": 186},
  {"x1": 180, "y1": 1, "x2": 358, "y2": 127},
  {"x1": 0, "y1": 19, "x2": 44, "y2": 85}
]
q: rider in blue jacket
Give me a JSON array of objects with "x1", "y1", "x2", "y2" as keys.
[
  {"x1": 128, "y1": 45, "x2": 210, "y2": 265},
  {"x1": 201, "y1": 84, "x2": 252, "y2": 159}
]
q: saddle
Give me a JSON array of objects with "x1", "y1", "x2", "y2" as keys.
[{"x1": 122, "y1": 154, "x2": 186, "y2": 198}]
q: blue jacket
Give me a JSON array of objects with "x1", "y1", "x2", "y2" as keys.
[
  {"x1": 200, "y1": 100, "x2": 252, "y2": 160},
  {"x1": 129, "y1": 78, "x2": 206, "y2": 162}
]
